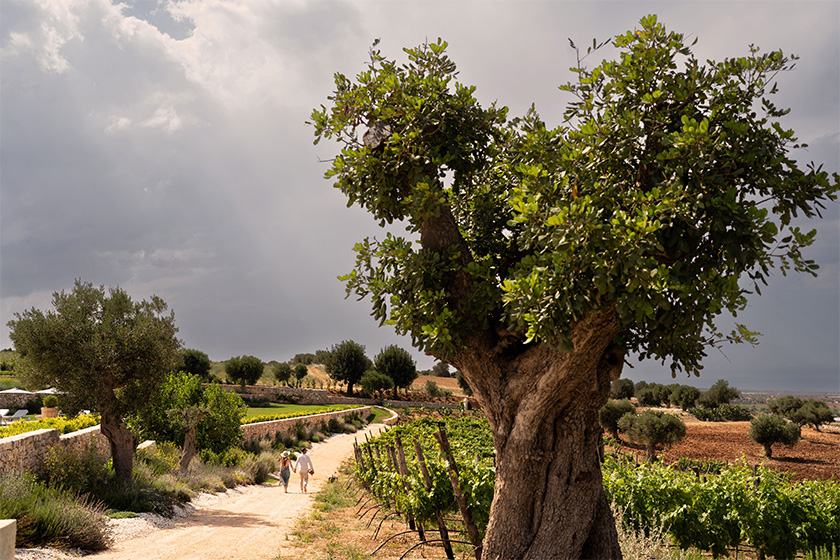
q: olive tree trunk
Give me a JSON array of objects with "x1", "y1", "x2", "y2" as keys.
[
  {"x1": 454, "y1": 307, "x2": 624, "y2": 560},
  {"x1": 100, "y1": 407, "x2": 139, "y2": 484}
]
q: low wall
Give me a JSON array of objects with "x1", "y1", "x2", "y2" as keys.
[
  {"x1": 240, "y1": 407, "x2": 371, "y2": 444},
  {"x1": 0, "y1": 408, "x2": 375, "y2": 478},
  {"x1": 0, "y1": 393, "x2": 36, "y2": 410},
  {"x1": 0, "y1": 425, "x2": 109, "y2": 478},
  {"x1": 218, "y1": 384, "x2": 467, "y2": 410}
]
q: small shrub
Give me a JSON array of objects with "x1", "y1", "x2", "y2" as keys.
[
  {"x1": 619, "y1": 409, "x2": 686, "y2": 462},
  {"x1": 425, "y1": 380, "x2": 442, "y2": 398},
  {"x1": 42, "y1": 395, "x2": 58, "y2": 408},
  {"x1": 41, "y1": 443, "x2": 110, "y2": 495},
  {"x1": 0, "y1": 473, "x2": 112, "y2": 550},
  {"x1": 749, "y1": 414, "x2": 800, "y2": 458},
  {"x1": 689, "y1": 403, "x2": 752, "y2": 422},
  {"x1": 600, "y1": 399, "x2": 636, "y2": 439}
]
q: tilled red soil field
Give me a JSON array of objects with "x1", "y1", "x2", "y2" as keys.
[{"x1": 620, "y1": 414, "x2": 839, "y2": 481}]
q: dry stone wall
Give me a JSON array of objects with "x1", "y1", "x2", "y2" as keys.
[
  {"x1": 0, "y1": 407, "x2": 377, "y2": 478},
  {"x1": 0, "y1": 425, "x2": 110, "y2": 477},
  {"x1": 240, "y1": 407, "x2": 371, "y2": 445},
  {"x1": 219, "y1": 384, "x2": 463, "y2": 410}
]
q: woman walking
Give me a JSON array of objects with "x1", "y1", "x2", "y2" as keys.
[
  {"x1": 278, "y1": 451, "x2": 293, "y2": 492},
  {"x1": 293, "y1": 447, "x2": 314, "y2": 493}
]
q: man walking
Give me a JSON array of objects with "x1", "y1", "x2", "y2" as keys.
[{"x1": 294, "y1": 447, "x2": 314, "y2": 492}]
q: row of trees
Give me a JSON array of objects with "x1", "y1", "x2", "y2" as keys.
[
  {"x1": 610, "y1": 378, "x2": 740, "y2": 410},
  {"x1": 322, "y1": 340, "x2": 418, "y2": 397}
]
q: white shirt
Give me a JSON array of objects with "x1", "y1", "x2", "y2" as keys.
[{"x1": 295, "y1": 452, "x2": 313, "y2": 473}]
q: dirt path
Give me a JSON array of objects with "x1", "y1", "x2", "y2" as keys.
[{"x1": 89, "y1": 424, "x2": 382, "y2": 560}]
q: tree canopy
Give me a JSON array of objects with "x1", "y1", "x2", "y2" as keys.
[
  {"x1": 8, "y1": 280, "x2": 181, "y2": 482},
  {"x1": 225, "y1": 355, "x2": 264, "y2": 389},
  {"x1": 179, "y1": 348, "x2": 212, "y2": 381},
  {"x1": 311, "y1": 17, "x2": 837, "y2": 376},
  {"x1": 324, "y1": 340, "x2": 370, "y2": 395},
  {"x1": 374, "y1": 344, "x2": 417, "y2": 394},
  {"x1": 310, "y1": 15, "x2": 838, "y2": 559}
]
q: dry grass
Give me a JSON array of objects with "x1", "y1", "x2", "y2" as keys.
[{"x1": 274, "y1": 463, "x2": 474, "y2": 560}]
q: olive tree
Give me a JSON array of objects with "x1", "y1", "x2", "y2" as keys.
[
  {"x1": 618, "y1": 409, "x2": 686, "y2": 462},
  {"x1": 179, "y1": 348, "x2": 212, "y2": 381},
  {"x1": 374, "y1": 344, "x2": 417, "y2": 396},
  {"x1": 610, "y1": 378, "x2": 635, "y2": 400},
  {"x1": 293, "y1": 362, "x2": 309, "y2": 387},
  {"x1": 225, "y1": 355, "x2": 263, "y2": 389},
  {"x1": 324, "y1": 340, "x2": 369, "y2": 395},
  {"x1": 8, "y1": 280, "x2": 180, "y2": 483},
  {"x1": 697, "y1": 379, "x2": 741, "y2": 408},
  {"x1": 310, "y1": 16, "x2": 837, "y2": 559},
  {"x1": 749, "y1": 414, "x2": 800, "y2": 458},
  {"x1": 273, "y1": 361, "x2": 293, "y2": 385},
  {"x1": 599, "y1": 399, "x2": 636, "y2": 439}
]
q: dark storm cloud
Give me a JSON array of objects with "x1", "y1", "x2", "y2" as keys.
[{"x1": 1, "y1": 0, "x2": 837, "y2": 391}]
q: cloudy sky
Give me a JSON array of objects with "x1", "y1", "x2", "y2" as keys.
[{"x1": 1, "y1": 0, "x2": 837, "y2": 392}]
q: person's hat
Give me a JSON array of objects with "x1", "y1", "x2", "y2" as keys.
[{"x1": 281, "y1": 451, "x2": 290, "y2": 458}]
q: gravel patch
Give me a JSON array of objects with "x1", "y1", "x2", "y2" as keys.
[{"x1": 14, "y1": 488, "x2": 245, "y2": 559}]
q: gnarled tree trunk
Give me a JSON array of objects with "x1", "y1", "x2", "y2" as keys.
[
  {"x1": 100, "y1": 407, "x2": 139, "y2": 484},
  {"x1": 454, "y1": 307, "x2": 624, "y2": 560}
]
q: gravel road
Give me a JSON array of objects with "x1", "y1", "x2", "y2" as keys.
[{"x1": 15, "y1": 423, "x2": 383, "y2": 560}]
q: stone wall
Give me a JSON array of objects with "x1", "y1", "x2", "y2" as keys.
[
  {"x1": 240, "y1": 407, "x2": 371, "y2": 444},
  {"x1": 0, "y1": 407, "x2": 380, "y2": 478},
  {"x1": 218, "y1": 384, "x2": 466, "y2": 410},
  {"x1": 0, "y1": 393, "x2": 37, "y2": 410},
  {"x1": 0, "y1": 425, "x2": 110, "y2": 478}
]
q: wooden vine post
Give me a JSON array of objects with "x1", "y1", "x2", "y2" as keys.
[
  {"x1": 395, "y1": 436, "x2": 425, "y2": 540},
  {"x1": 414, "y1": 438, "x2": 455, "y2": 560},
  {"x1": 434, "y1": 427, "x2": 483, "y2": 560}
]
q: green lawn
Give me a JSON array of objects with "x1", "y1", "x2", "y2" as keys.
[{"x1": 243, "y1": 403, "x2": 392, "y2": 423}]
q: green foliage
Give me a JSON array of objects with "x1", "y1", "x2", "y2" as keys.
[
  {"x1": 767, "y1": 395, "x2": 803, "y2": 417},
  {"x1": 179, "y1": 348, "x2": 212, "y2": 381},
  {"x1": 611, "y1": 378, "x2": 635, "y2": 400},
  {"x1": 424, "y1": 379, "x2": 450, "y2": 397},
  {"x1": 619, "y1": 409, "x2": 686, "y2": 461},
  {"x1": 0, "y1": 472, "x2": 111, "y2": 550},
  {"x1": 324, "y1": 340, "x2": 370, "y2": 395},
  {"x1": 360, "y1": 370, "x2": 394, "y2": 395},
  {"x1": 42, "y1": 442, "x2": 110, "y2": 495},
  {"x1": 749, "y1": 414, "x2": 800, "y2": 458},
  {"x1": 431, "y1": 361, "x2": 451, "y2": 378},
  {"x1": 365, "y1": 414, "x2": 838, "y2": 558},
  {"x1": 292, "y1": 353, "x2": 315, "y2": 365},
  {"x1": 689, "y1": 403, "x2": 753, "y2": 422},
  {"x1": 0, "y1": 413, "x2": 99, "y2": 438},
  {"x1": 637, "y1": 383, "x2": 670, "y2": 407},
  {"x1": 132, "y1": 371, "x2": 245, "y2": 455},
  {"x1": 374, "y1": 344, "x2": 417, "y2": 392},
  {"x1": 225, "y1": 355, "x2": 264, "y2": 388},
  {"x1": 311, "y1": 18, "x2": 837, "y2": 371},
  {"x1": 293, "y1": 363, "x2": 309, "y2": 387},
  {"x1": 8, "y1": 280, "x2": 180, "y2": 417},
  {"x1": 604, "y1": 455, "x2": 840, "y2": 559},
  {"x1": 669, "y1": 385, "x2": 701, "y2": 411},
  {"x1": 7, "y1": 280, "x2": 181, "y2": 482},
  {"x1": 769, "y1": 396, "x2": 834, "y2": 430},
  {"x1": 697, "y1": 380, "x2": 741, "y2": 409},
  {"x1": 240, "y1": 405, "x2": 361, "y2": 425},
  {"x1": 42, "y1": 395, "x2": 58, "y2": 408},
  {"x1": 272, "y1": 361, "x2": 292, "y2": 385},
  {"x1": 600, "y1": 399, "x2": 636, "y2": 438}
]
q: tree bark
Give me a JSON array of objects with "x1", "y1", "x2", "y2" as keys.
[
  {"x1": 100, "y1": 407, "x2": 139, "y2": 484},
  {"x1": 453, "y1": 307, "x2": 624, "y2": 560}
]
